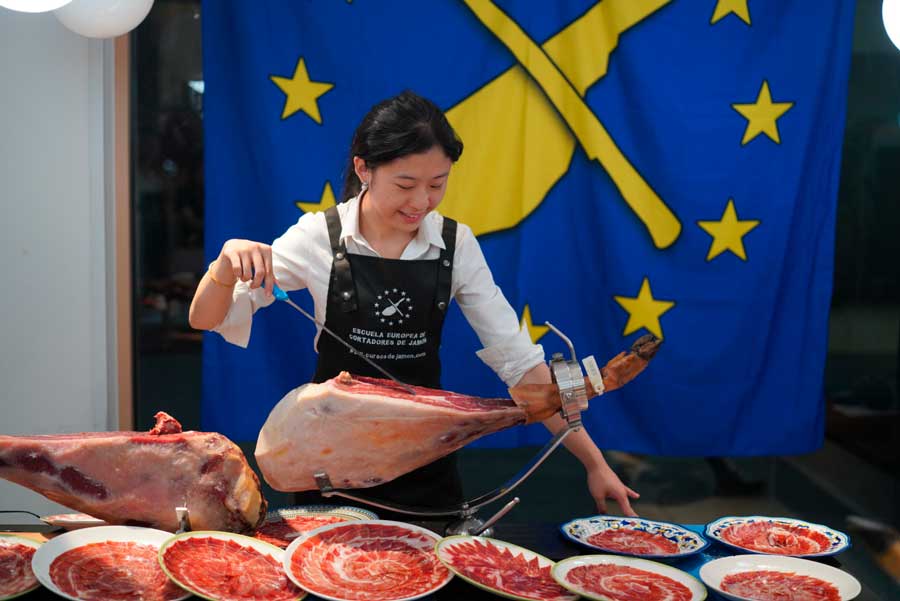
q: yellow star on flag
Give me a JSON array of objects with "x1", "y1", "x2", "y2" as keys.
[
  {"x1": 296, "y1": 181, "x2": 337, "y2": 213},
  {"x1": 520, "y1": 304, "x2": 549, "y2": 343},
  {"x1": 270, "y1": 58, "x2": 334, "y2": 123},
  {"x1": 711, "y1": 0, "x2": 751, "y2": 25},
  {"x1": 614, "y1": 278, "x2": 674, "y2": 339},
  {"x1": 732, "y1": 80, "x2": 794, "y2": 145},
  {"x1": 697, "y1": 199, "x2": 760, "y2": 261}
]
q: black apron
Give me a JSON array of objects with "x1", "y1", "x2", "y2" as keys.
[{"x1": 293, "y1": 205, "x2": 464, "y2": 516}]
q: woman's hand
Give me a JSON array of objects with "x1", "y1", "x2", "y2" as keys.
[
  {"x1": 218, "y1": 239, "x2": 277, "y2": 296},
  {"x1": 587, "y1": 464, "x2": 640, "y2": 517}
]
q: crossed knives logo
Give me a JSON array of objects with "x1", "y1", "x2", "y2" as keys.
[{"x1": 374, "y1": 289, "x2": 413, "y2": 326}]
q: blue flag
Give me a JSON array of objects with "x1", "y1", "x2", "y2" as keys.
[{"x1": 201, "y1": 0, "x2": 854, "y2": 455}]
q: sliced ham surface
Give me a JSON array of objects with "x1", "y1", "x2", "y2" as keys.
[
  {"x1": 564, "y1": 563, "x2": 693, "y2": 601},
  {"x1": 0, "y1": 539, "x2": 38, "y2": 598},
  {"x1": 0, "y1": 413, "x2": 266, "y2": 533},
  {"x1": 442, "y1": 538, "x2": 576, "y2": 601},
  {"x1": 50, "y1": 540, "x2": 184, "y2": 601},
  {"x1": 586, "y1": 529, "x2": 680, "y2": 555},
  {"x1": 720, "y1": 570, "x2": 841, "y2": 601},
  {"x1": 162, "y1": 536, "x2": 302, "y2": 601},
  {"x1": 287, "y1": 522, "x2": 449, "y2": 601}
]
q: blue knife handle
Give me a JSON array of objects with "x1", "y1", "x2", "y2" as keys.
[{"x1": 272, "y1": 284, "x2": 288, "y2": 302}]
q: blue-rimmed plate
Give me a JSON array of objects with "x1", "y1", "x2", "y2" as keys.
[
  {"x1": 705, "y1": 516, "x2": 850, "y2": 558},
  {"x1": 552, "y1": 554, "x2": 707, "y2": 601},
  {"x1": 264, "y1": 504, "x2": 379, "y2": 522},
  {"x1": 561, "y1": 516, "x2": 709, "y2": 559}
]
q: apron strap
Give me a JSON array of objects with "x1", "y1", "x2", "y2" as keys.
[
  {"x1": 436, "y1": 217, "x2": 457, "y2": 313},
  {"x1": 324, "y1": 206, "x2": 358, "y2": 312}
]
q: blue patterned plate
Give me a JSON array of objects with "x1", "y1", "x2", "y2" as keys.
[
  {"x1": 560, "y1": 516, "x2": 709, "y2": 559},
  {"x1": 705, "y1": 516, "x2": 850, "y2": 558}
]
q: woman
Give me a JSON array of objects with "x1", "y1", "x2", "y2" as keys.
[{"x1": 189, "y1": 90, "x2": 639, "y2": 517}]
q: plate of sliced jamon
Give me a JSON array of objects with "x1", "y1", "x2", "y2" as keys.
[
  {"x1": 700, "y1": 554, "x2": 861, "y2": 601},
  {"x1": 553, "y1": 554, "x2": 708, "y2": 601},
  {"x1": 0, "y1": 534, "x2": 42, "y2": 600},
  {"x1": 436, "y1": 535, "x2": 577, "y2": 601},
  {"x1": 284, "y1": 520, "x2": 452, "y2": 601},
  {"x1": 561, "y1": 516, "x2": 709, "y2": 558},
  {"x1": 31, "y1": 525, "x2": 188, "y2": 601},
  {"x1": 159, "y1": 530, "x2": 305, "y2": 601},
  {"x1": 705, "y1": 516, "x2": 850, "y2": 558},
  {"x1": 254, "y1": 505, "x2": 377, "y2": 549}
]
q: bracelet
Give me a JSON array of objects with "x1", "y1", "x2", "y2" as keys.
[{"x1": 208, "y1": 263, "x2": 236, "y2": 288}]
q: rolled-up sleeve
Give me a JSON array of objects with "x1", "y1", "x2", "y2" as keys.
[
  {"x1": 211, "y1": 212, "x2": 319, "y2": 348},
  {"x1": 452, "y1": 224, "x2": 545, "y2": 386}
]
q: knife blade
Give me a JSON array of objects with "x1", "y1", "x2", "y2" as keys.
[{"x1": 272, "y1": 285, "x2": 417, "y2": 395}]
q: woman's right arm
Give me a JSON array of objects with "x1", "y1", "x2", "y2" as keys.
[{"x1": 188, "y1": 239, "x2": 278, "y2": 331}]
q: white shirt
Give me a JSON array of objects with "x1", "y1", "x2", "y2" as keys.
[{"x1": 213, "y1": 194, "x2": 544, "y2": 386}]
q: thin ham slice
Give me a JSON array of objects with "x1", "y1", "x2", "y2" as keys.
[{"x1": 0, "y1": 413, "x2": 266, "y2": 533}]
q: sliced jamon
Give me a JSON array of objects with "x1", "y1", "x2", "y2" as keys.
[
  {"x1": 564, "y1": 563, "x2": 693, "y2": 601},
  {"x1": 439, "y1": 538, "x2": 576, "y2": 601},
  {"x1": 162, "y1": 535, "x2": 302, "y2": 601},
  {"x1": 0, "y1": 412, "x2": 266, "y2": 533},
  {"x1": 721, "y1": 521, "x2": 832, "y2": 555},
  {"x1": 49, "y1": 541, "x2": 184, "y2": 601},
  {"x1": 585, "y1": 529, "x2": 680, "y2": 555},
  {"x1": 721, "y1": 570, "x2": 841, "y2": 601},
  {"x1": 0, "y1": 538, "x2": 39, "y2": 598},
  {"x1": 287, "y1": 521, "x2": 450, "y2": 601},
  {"x1": 255, "y1": 514, "x2": 350, "y2": 548}
]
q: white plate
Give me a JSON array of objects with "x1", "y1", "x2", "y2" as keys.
[
  {"x1": 699, "y1": 554, "x2": 861, "y2": 601},
  {"x1": 552, "y1": 554, "x2": 707, "y2": 601},
  {"x1": 284, "y1": 520, "x2": 453, "y2": 601},
  {"x1": 159, "y1": 530, "x2": 305, "y2": 601},
  {"x1": 436, "y1": 535, "x2": 578, "y2": 601},
  {"x1": 41, "y1": 513, "x2": 107, "y2": 530},
  {"x1": 560, "y1": 515, "x2": 709, "y2": 558},
  {"x1": 31, "y1": 525, "x2": 190, "y2": 601},
  {"x1": 705, "y1": 516, "x2": 851, "y2": 557},
  {"x1": 264, "y1": 504, "x2": 378, "y2": 522},
  {"x1": 0, "y1": 534, "x2": 42, "y2": 600}
]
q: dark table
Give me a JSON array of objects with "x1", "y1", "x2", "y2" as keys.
[{"x1": 14, "y1": 522, "x2": 880, "y2": 600}]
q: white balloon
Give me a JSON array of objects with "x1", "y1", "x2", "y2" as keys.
[
  {"x1": 55, "y1": 0, "x2": 153, "y2": 39},
  {"x1": 886, "y1": 0, "x2": 900, "y2": 52},
  {"x1": 0, "y1": 0, "x2": 72, "y2": 12}
]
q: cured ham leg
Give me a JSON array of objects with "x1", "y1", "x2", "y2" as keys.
[
  {"x1": 0, "y1": 413, "x2": 266, "y2": 533},
  {"x1": 256, "y1": 335, "x2": 659, "y2": 492}
]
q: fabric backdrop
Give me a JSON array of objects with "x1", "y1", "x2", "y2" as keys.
[{"x1": 200, "y1": 0, "x2": 854, "y2": 455}]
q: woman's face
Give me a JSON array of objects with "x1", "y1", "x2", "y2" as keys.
[{"x1": 355, "y1": 146, "x2": 452, "y2": 234}]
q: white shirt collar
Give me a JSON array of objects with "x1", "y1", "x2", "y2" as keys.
[{"x1": 339, "y1": 193, "x2": 446, "y2": 254}]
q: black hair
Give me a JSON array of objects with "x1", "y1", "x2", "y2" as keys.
[{"x1": 340, "y1": 90, "x2": 464, "y2": 201}]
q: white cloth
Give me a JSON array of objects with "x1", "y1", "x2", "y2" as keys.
[{"x1": 213, "y1": 194, "x2": 544, "y2": 386}]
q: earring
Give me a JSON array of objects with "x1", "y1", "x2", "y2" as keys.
[{"x1": 360, "y1": 180, "x2": 369, "y2": 192}]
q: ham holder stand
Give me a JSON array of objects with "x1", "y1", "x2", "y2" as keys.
[{"x1": 313, "y1": 323, "x2": 602, "y2": 537}]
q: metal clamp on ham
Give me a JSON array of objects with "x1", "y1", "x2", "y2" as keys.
[{"x1": 546, "y1": 322, "x2": 591, "y2": 429}]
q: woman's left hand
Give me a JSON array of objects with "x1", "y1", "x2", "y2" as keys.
[{"x1": 587, "y1": 464, "x2": 640, "y2": 517}]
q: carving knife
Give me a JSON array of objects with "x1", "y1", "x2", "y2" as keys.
[{"x1": 272, "y1": 285, "x2": 417, "y2": 395}]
